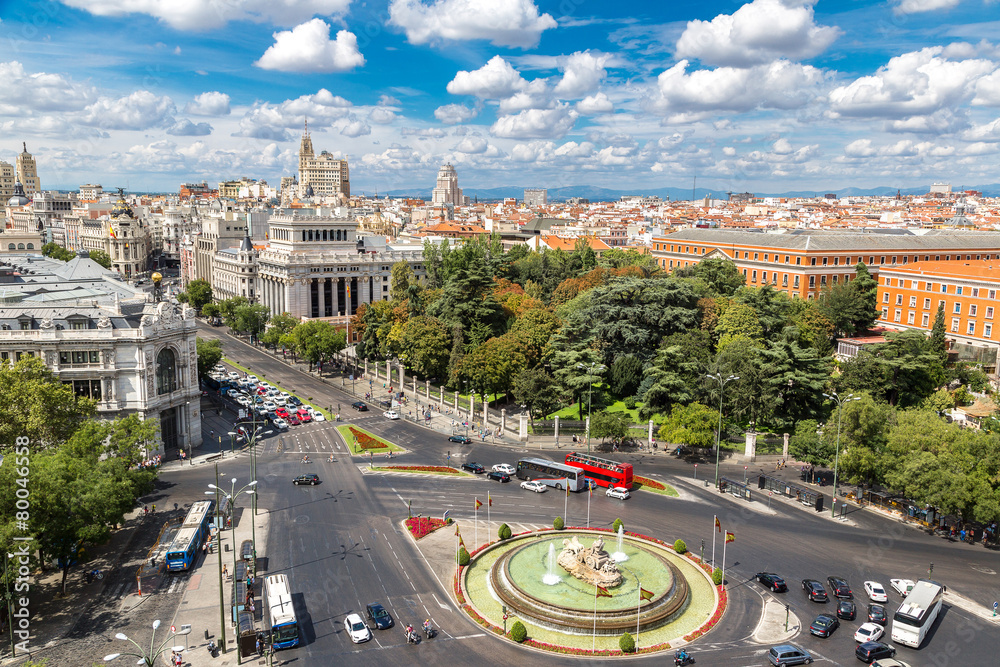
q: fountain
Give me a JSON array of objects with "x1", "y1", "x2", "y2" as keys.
[
  {"x1": 612, "y1": 524, "x2": 629, "y2": 562},
  {"x1": 543, "y1": 542, "x2": 561, "y2": 585}
]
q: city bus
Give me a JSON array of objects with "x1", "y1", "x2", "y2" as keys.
[
  {"x1": 891, "y1": 579, "x2": 944, "y2": 648},
  {"x1": 564, "y1": 452, "x2": 634, "y2": 490},
  {"x1": 515, "y1": 457, "x2": 586, "y2": 492},
  {"x1": 264, "y1": 574, "x2": 300, "y2": 649},
  {"x1": 165, "y1": 500, "x2": 214, "y2": 572}
]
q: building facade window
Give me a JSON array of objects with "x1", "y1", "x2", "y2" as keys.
[
  {"x1": 969, "y1": 304, "x2": 978, "y2": 316},
  {"x1": 923, "y1": 298, "x2": 930, "y2": 309},
  {"x1": 894, "y1": 309, "x2": 902, "y2": 322},
  {"x1": 954, "y1": 302, "x2": 961, "y2": 314},
  {"x1": 907, "y1": 312, "x2": 915, "y2": 324},
  {"x1": 883, "y1": 293, "x2": 890, "y2": 303},
  {"x1": 987, "y1": 307, "x2": 994, "y2": 319},
  {"x1": 986, "y1": 324, "x2": 993, "y2": 338},
  {"x1": 951, "y1": 318, "x2": 960, "y2": 332},
  {"x1": 922, "y1": 313, "x2": 929, "y2": 327},
  {"x1": 155, "y1": 348, "x2": 177, "y2": 395},
  {"x1": 967, "y1": 321, "x2": 976, "y2": 335},
  {"x1": 881, "y1": 307, "x2": 889, "y2": 320},
  {"x1": 896, "y1": 294, "x2": 903, "y2": 305}
]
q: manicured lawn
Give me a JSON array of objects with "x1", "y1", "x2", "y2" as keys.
[
  {"x1": 633, "y1": 475, "x2": 679, "y2": 497},
  {"x1": 336, "y1": 425, "x2": 404, "y2": 454},
  {"x1": 371, "y1": 465, "x2": 467, "y2": 477}
]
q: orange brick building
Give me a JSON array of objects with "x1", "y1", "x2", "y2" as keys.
[{"x1": 651, "y1": 229, "x2": 1000, "y2": 300}]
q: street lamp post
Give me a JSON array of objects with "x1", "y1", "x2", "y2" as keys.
[
  {"x1": 576, "y1": 362, "x2": 605, "y2": 455},
  {"x1": 823, "y1": 391, "x2": 859, "y2": 518},
  {"x1": 206, "y1": 477, "x2": 258, "y2": 665},
  {"x1": 706, "y1": 373, "x2": 739, "y2": 488},
  {"x1": 103, "y1": 620, "x2": 187, "y2": 666}
]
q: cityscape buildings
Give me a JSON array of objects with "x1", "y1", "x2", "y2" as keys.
[
  {"x1": 297, "y1": 123, "x2": 350, "y2": 200},
  {"x1": 15, "y1": 143, "x2": 40, "y2": 196},
  {"x1": 431, "y1": 164, "x2": 463, "y2": 206}
]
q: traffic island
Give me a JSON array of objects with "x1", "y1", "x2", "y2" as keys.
[
  {"x1": 455, "y1": 528, "x2": 725, "y2": 656},
  {"x1": 336, "y1": 424, "x2": 405, "y2": 455},
  {"x1": 369, "y1": 464, "x2": 469, "y2": 477}
]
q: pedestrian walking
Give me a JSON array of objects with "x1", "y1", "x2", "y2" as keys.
[
  {"x1": 222, "y1": 564, "x2": 228, "y2": 579},
  {"x1": 256, "y1": 635, "x2": 264, "y2": 656}
]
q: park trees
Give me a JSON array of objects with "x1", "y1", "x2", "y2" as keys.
[
  {"x1": 672, "y1": 257, "x2": 745, "y2": 297},
  {"x1": 512, "y1": 367, "x2": 564, "y2": 421},
  {"x1": 89, "y1": 249, "x2": 112, "y2": 268},
  {"x1": 398, "y1": 315, "x2": 451, "y2": 380},
  {"x1": 0, "y1": 356, "x2": 96, "y2": 450},
  {"x1": 41, "y1": 242, "x2": 75, "y2": 261},
  {"x1": 186, "y1": 279, "x2": 213, "y2": 311},
  {"x1": 195, "y1": 337, "x2": 224, "y2": 379},
  {"x1": 657, "y1": 402, "x2": 717, "y2": 448},
  {"x1": 260, "y1": 313, "x2": 299, "y2": 349},
  {"x1": 292, "y1": 320, "x2": 345, "y2": 371}
]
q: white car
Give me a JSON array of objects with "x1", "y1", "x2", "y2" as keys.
[
  {"x1": 864, "y1": 580, "x2": 888, "y2": 602},
  {"x1": 274, "y1": 396, "x2": 288, "y2": 407},
  {"x1": 263, "y1": 402, "x2": 277, "y2": 412},
  {"x1": 606, "y1": 486, "x2": 630, "y2": 500},
  {"x1": 272, "y1": 418, "x2": 289, "y2": 430},
  {"x1": 890, "y1": 578, "x2": 915, "y2": 597},
  {"x1": 310, "y1": 409, "x2": 326, "y2": 422},
  {"x1": 854, "y1": 622, "x2": 885, "y2": 643},
  {"x1": 228, "y1": 371, "x2": 240, "y2": 379},
  {"x1": 344, "y1": 613, "x2": 371, "y2": 644},
  {"x1": 520, "y1": 480, "x2": 546, "y2": 493},
  {"x1": 383, "y1": 410, "x2": 400, "y2": 420},
  {"x1": 492, "y1": 463, "x2": 516, "y2": 475}
]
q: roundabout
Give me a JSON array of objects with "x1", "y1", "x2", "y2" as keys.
[{"x1": 458, "y1": 528, "x2": 724, "y2": 655}]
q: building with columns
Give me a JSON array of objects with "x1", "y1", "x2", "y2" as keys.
[
  {"x1": 257, "y1": 211, "x2": 425, "y2": 324},
  {"x1": 212, "y1": 234, "x2": 258, "y2": 301}
]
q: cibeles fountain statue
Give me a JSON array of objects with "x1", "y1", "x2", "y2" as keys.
[{"x1": 556, "y1": 535, "x2": 624, "y2": 588}]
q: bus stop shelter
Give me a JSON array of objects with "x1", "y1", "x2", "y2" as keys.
[{"x1": 757, "y1": 474, "x2": 824, "y2": 512}]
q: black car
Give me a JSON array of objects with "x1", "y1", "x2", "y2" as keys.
[
  {"x1": 293, "y1": 474, "x2": 319, "y2": 485},
  {"x1": 809, "y1": 613, "x2": 839, "y2": 637},
  {"x1": 266, "y1": 411, "x2": 279, "y2": 422},
  {"x1": 867, "y1": 603, "x2": 888, "y2": 626},
  {"x1": 827, "y1": 576, "x2": 853, "y2": 599},
  {"x1": 287, "y1": 396, "x2": 302, "y2": 407},
  {"x1": 837, "y1": 599, "x2": 856, "y2": 620},
  {"x1": 486, "y1": 471, "x2": 510, "y2": 483},
  {"x1": 351, "y1": 401, "x2": 368, "y2": 411},
  {"x1": 802, "y1": 579, "x2": 829, "y2": 602},
  {"x1": 855, "y1": 641, "x2": 895, "y2": 663},
  {"x1": 365, "y1": 603, "x2": 394, "y2": 630},
  {"x1": 756, "y1": 573, "x2": 788, "y2": 592},
  {"x1": 449, "y1": 435, "x2": 472, "y2": 444},
  {"x1": 462, "y1": 462, "x2": 485, "y2": 474}
]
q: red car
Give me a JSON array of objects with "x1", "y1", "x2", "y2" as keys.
[
  {"x1": 275, "y1": 407, "x2": 290, "y2": 419},
  {"x1": 296, "y1": 409, "x2": 312, "y2": 423},
  {"x1": 286, "y1": 414, "x2": 301, "y2": 426}
]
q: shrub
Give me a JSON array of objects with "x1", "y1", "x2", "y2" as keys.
[
  {"x1": 509, "y1": 620, "x2": 527, "y2": 643},
  {"x1": 458, "y1": 546, "x2": 470, "y2": 566},
  {"x1": 624, "y1": 396, "x2": 637, "y2": 410},
  {"x1": 612, "y1": 518, "x2": 624, "y2": 533},
  {"x1": 674, "y1": 539, "x2": 687, "y2": 554},
  {"x1": 619, "y1": 632, "x2": 635, "y2": 653},
  {"x1": 712, "y1": 567, "x2": 723, "y2": 585},
  {"x1": 553, "y1": 516, "x2": 565, "y2": 530},
  {"x1": 498, "y1": 523, "x2": 512, "y2": 540}
]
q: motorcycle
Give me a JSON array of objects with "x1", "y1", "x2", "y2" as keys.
[
  {"x1": 405, "y1": 628, "x2": 420, "y2": 644},
  {"x1": 674, "y1": 650, "x2": 694, "y2": 666},
  {"x1": 86, "y1": 569, "x2": 104, "y2": 583},
  {"x1": 207, "y1": 640, "x2": 217, "y2": 658},
  {"x1": 422, "y1": 623, "x2": 436, "y2": 639}
]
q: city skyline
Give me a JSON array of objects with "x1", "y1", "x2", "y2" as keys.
[{"x1": 2, "y1": 0, "x2": 999, "y2": 194}]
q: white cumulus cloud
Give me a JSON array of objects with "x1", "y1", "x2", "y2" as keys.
[
  {"x1": 184, "y1": 91, "x2": 231, "y2": 116},
  {"x1": 675, "y1": 0, "x2": 840, "y2": 68},
  {"x1": 894, "y1": 0, "x2": 960, "y2": 16},
  {"x1": 491, "y1": 104, "x2": 578, "y2": 139},
  {"x1": 0, "y1": 61, "x2": 96, "y2": 114},
  {"x1": 82, "y1": 90, "x2": 176, "y2": 130},
  {"x1": 576, "y1": 92, "x2": 614, "y2": 114},
  {"x1": 368, "y1": 107, "x2": 398, "y2": 125},
  {"x1": 166, "y1": 119, "x2": 213, "y2": 136},
  {"x1": 453, "y1": 136, "x2": 489, "y2": 153},
  {"x1": 446, "y1": 56, "x2": 527, "y2": 98},
  {"x1": 233, "y1": 89, "x2": 353, "y2": 140},
  {"x1": 59, "y1": 0, "x2": 352, "y2": 31},
  {"x1": 553, "y1": 51, "x2": 610, "y2": 97},
  {"x1": 434, "y1": 103, "x2": 480, "y2": 124},
  {"x1": 255, "y1": 20, "x2": 365, "y2": 73},
  {"x1": 388, "y1": 0, "x2": 556, "y2": 48},
  {"x1": 340, "y1": 117, "x2": 371, "y2": 137}
]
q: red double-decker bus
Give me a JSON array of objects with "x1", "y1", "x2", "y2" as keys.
[{"x1": 564, "y1": 452, "x2": 633, "y2": 490}]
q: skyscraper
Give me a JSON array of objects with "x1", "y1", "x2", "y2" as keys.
[
  {"x1": 16, "y1": 142, "x2": 41, "y2": 196},
  {"x1": 298, "y1": 121, "x2": 350, "y2": 199},
  {"x1": 431, "y1": 163, "x2": 462, "y2": 206}
]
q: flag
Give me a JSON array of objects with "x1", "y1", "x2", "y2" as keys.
[
  {"x1": 589, "y1": 484, "x2": 593, "y2": 497},
  {"x1": 109, "y1": 225, "x2": 117, "y2": 239},
  {"x1": 566, "y1": 484, "x2": 570, "y2": 498},
  {"x1": 725, "y1": 531, "x2": 735, "y2": 543},
  {"x1": 715, "y1": 515, "x2": 721, "y2": 533},
  {"x1": 443, "y1": 509, "x2": 451, "y2": 523},
  {"x1": 454, "y1": 524, "x2": 460, "y2": 536},
  {"x1": 488, "y1": 493, "x2": 492, "y2": 507},
  {"x1": 639, "y1": 588, "x2": 654, "y2": 602},
  {"x1": 596, "y1": 585, "x2": 612, "y2": 598},
  {"x1": 475, "y1": 498, "x2": 482, "y2": 510}
]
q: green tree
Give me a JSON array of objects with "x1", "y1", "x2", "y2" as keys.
[
  {"x1": 41, "y1": 242, "x2": 75, "y2": 261},
  {"x1": 427, "y1": 235, "x2": 505, "y2": 345},
  {"x1": 196, "y1": 337, "x2": 224, "y2": 379},
  {"x1": 509, "y1": 620, "x2": 527, "y2": 643},
  {"x1": 511, "y1": 367, "x2": 564, "y2": 421},
  {"x1": 186, "y1": 279, "x2": 213, "y2": 311},
  {"x1": 0, "y1": 357, "x2": 96, "y2": 450},
  {"x1": 849, "y1": 263, "x2": 879, "y2": 333},
  {"x1": 657, "y1": 402, "x2": 717, "y2": 448},
  {"x1": 292, "y1": 320, "x2": 345, "y2": 371},
  {"x1": 760, "y1": 338, "x2": 831, "y2": 429},
  {"x1": 733, "y1": 285, "x2": 793, "y2": 340},
  {"x1": 260, "y1": 313, "x2": 299, "y2": 349},
  {"x1": 498, "y1": 523, "x2": 512, "y2": 540},
  {"x1": 390, "y1": 260, "x2": 416, "y2": 302},
  {"x1": 461, "y1": 334, "x2": 528, "y2": 402},
  {"x1": 598, "y1": 247, "x2": 659, "y2": 272},
  {"x1": 619, "y1": 632, "x2": 635, "y2": 653},
  {"x1": 399, "y1": 315, "x2": 452, "y2": 380},
  {"x1": 201, "y1": 302, "x2": 220, "y2": 320},
  {"x1": 716, "y1": 300, "x2": 764, "y2": 350},
  {"x1": 673, "y1": 539, "x2": 687, "y2": 554},
  {"x1": 609, "y1": 355, "x2": 644, "y2": 399},
  {"x1": 876, "y1": 330, "x2": 945, "y2": 407},
  {"x1": 457, "y1": 546, "x2": 470, "y2": 565},
  {"x1": 553, "y1": 516, "x2": 565, "y2": 530},
  {"x1": 422, "y1": 238, "x2": 449, "y2": 289},
  {"x1": 930, "y1": 302, "x2": 947, "y2": 361},
  {"x1": 816, "y1": 263, "x2": 878, "y2": 337},
  {"x1": 590, "y1": 411, "x2": 630, "y2": 444},
  {"x1": 791, "y1": 302, "x2": 835, "y2": 355},
  {"x1": 673, "y1": 257, "x2": 746, "y2": 296},
  {"x1": 788, "y1": 419, "x2": 835, "y2": 466},
  {"x1": 89, "y1": 249, "x2": 112, "y2": 269}
]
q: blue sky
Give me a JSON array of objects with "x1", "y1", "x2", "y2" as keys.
[{"x1": 2, "y1": 0, "x2": 1000, "y2": 194}]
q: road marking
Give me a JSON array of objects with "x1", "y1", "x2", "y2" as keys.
[
  {"x1": 453, "y1": 633, "x2": 486, "y2": 639},
  {"x1": 432, "y1": 593, "x2": 449, "y2": 610}
]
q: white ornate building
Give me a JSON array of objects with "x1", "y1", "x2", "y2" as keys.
[
  {"x1": 431, "y1": 164, "x2": 463, "y2": 206},
  {"x1": 212, "y1": 234, "x2": 258, "y2": 301}
]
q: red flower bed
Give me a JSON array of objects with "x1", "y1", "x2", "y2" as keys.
[
  {"x1": 404, "y1": 516, "x2": 448, "y2": 539},
  {"x1": 349, "y1": 426, "x2": 388, "y2": 450},
  {"x1": 633, "y1": 475, "x2": 666, "y2": 490},
  {"x1": 379, "y1": 465, "x2": 460, "y2": 473}
]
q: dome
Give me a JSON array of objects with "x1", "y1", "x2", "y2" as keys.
[
  {"x1": 305, "y1": 184, "x2": 314, "y2": 197},
  {"x1": 111, "y1": 188, "x2": 134, "y2": 219},
  {"x1": 7, "y1": 181, "x2": 29, "y2": 207}
]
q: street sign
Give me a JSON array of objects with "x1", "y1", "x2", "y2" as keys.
[
  {"x1": 769, "y1": 491, "x2": 773, "y2": 496},
  {"x1": 170, "y1": 625, "x2": 175, "y2": 633}
]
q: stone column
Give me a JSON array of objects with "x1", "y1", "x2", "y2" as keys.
[
  {"x1": 482, "y1": 395, "x2": 488, "y2": 426},
  {"x1": 782, "y1": 433, "x2": 789, "y2": 459},
  {"x1": 554, "y1": 415, "x2": 559, "y2": 448},
  {"x1": 386, "y1": 360, "x2": 391, "y2": 387},
  {"x1": 518, "y1": 414, "x2": 528, "y2": 442},
  {"x1": 425, "y1": 379, "x2": 430, "y2": 402},
  {"x1": 585, "y1": 416, "x2": 590, "y2": 450},
  {"x1": 399, "y1": 365, "x2": 405, "y2": 397},
  {"x1": 745, "y1": 431, "x2": 757, "y2": 461},
  {"x1": 318, "y1": 277, "x2": 325, "y2": 317},
  {"x1": 469, "y1": 393, "x2": 475, "y2": 422},
  {"x1": 330, "y1": 277, "x2": 339, "y2": 316},
  {"x1": 453, "y1": 391, "x2": 458, "y2": 412},
  {"x1": 501, "y1": 408, "x2": 507, "y2": 433},
  {"x1": 439, "y1": 386, "x2": 444, "y2": 410},
  {"x1": 649, "y1": 420, "x2": 655, "y2": 446}
]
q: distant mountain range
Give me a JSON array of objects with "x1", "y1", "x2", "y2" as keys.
[{"x1": 379, "y1": 183, "x2": 1000, "y2": 202}]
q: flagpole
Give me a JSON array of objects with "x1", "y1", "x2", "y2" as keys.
[
  {"x1": 475, "y1": 501, "x2": 478, "y2": 551},
  {"x1": 587, "y1": 485, "x2": 591, "y2": 528},
  {"x1": 593, "y1": 585, "x2": 598, "y2": 652},
  {"x1": 722, "y1": 534, "x2": 728, "y2": 587},
  {"x1": 565, "y1": 483, "x2": 569, "y2": 527},
  {"x1": 636, "y1": 579, "x2": 641, "y2": 651},
  {"x1": 712, "y1": 514, "x2": 717, "y2": 568},
  {"x1": 487, "y1": 493, "x2": 491, "y2": 544}
]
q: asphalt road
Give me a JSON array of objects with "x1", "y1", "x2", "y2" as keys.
[{"x1": 195, "y1": 325, "x2": 1000, "y2": 666}]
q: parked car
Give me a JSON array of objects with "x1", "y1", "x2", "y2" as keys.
[
  {"x1": 520, "y1": 480, "x2": 546, "y2": 493},
  {"x1": 809, "y1": 613, "x2": 839, "y2": 638},
  {"x1": 275, "y1": 407, "x2": 290, "y2": 419},
  {"x1": 383, "y1": 410, "x2": 400, "y2": 420},
  {"x1": 869, "y1": 659, "x2": 911, "y2": 667},
  {"x1": 461, "y1": 462, "x2": 485, "y2": 474},
  {"x1": 272, "y1": 418, "x2": 288, "y2": 430},
  {"x1": 837, "y1": 599, "x2": 857, "y2": 620},
  {"x1": 344, "y1": 613, "x2": 371, "y2": 644},
  {"x1": 854, "y1": 622, "x2": 885, "y2": 643},
  {"x1": 606, "y1": 487, "x2": 630, "y2": 500},
  {"x1": 310, "y1": 408, "x2": 326, "y2": 422},
  {"x1": 351, "y1": 401, "x2": 368, "y2": 411},
  {"x1": 864, "y1": 581, "x2": 888, "y2": 602},
  {"x1": 293, "y1": 474, "x2": 319, "y2": 485},
  {"x1": 296, "y1": 409, "x2": 312, "y2": 423},
  {"x1": 768, "y1": 644, "x2": 813, "y2": 666},
  {"x1": 286, "y1": 414, "x2": 301, "y2": 426},
  {"x1": 486, "y1": 471, "x2": 510, "y2": 483},
  {"x1": 867, "y1": 603, "x2": 888, "y2": 626},
  {"x1": 890, "y1": 579, "x2": 914, "y2": 597},
  {"x1": 856, "y1": 641, "x2": 896, "y2": 663},
  {"x1": 365, "y1": 603, "x2": 393, "y2": 630},
  {"x1": 287, "y1": 396, "x2": 302, "y2": 407},
  {"x1": 492, "y1": 463, "x2": 515, "y2": 475},
  {"x1": 448, "y1": 435, "x2": 472, "y2": 444},
  {"x1": 802, "y1": 579, "x2": 829, "y2": 602},
  {"x1": 827, "y1": 576, "x2": 853, "y2": 599},
  {"x1": 756, "y1": 573, "x2": 788, "y2": 592}
]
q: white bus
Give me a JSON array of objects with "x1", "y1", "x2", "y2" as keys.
[
  {"x1": 515, "y1": 457, "x2": 586, "y2": 492},
  {"x1": 263, "y1": 574, "x2": 300, "y2": 649},
  {"x1": 891, "y1": 579, "x2": 944, "y2": 648}
]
